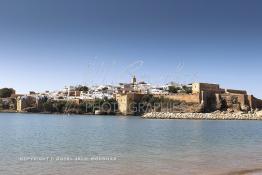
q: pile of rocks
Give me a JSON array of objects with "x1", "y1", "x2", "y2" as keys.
[{"x1": 142, "y1": 111, "x2": 262, "y2": 120}]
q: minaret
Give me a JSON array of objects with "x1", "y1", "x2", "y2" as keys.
[{"x1": 132, "y1": 75, "x2": 137, "y2": 85}]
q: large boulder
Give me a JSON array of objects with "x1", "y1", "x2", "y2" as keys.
[{"x1": 256, "y1": 110, "x2": 262, "y2": 117}]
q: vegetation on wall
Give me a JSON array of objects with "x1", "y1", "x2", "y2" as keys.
[
  {"x1": 36, "y1": 98, "x2": 118, "y2": 114},
  {"x1": 136, "y1": 95, "x2": 200, "y2": 114},
  {"x1": 0, "y1": 97, "x2": 16, "y2": 111}
]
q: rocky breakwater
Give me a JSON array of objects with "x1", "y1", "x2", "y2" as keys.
[{"x1": 142, "y1": 111, "x2": 262, "y2": 120}]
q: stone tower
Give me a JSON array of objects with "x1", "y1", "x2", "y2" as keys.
[{"x1": 132, "y1": 75, "x2": 137, "y2": 85}]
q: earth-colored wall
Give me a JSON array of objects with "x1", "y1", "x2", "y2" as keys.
[
  {"x1": 256, "y1": 98, "x2": 262, "y2": 109},
  {"x1": 116, "y1": 89, "x2": 262, "y2": 115},
  {"x1": 192, "y1": 83, "x2": 220, "y2": 94},
  {"x1": 116, "y1": 93, "x2": 201, "y2": 115},
  {"x1": 116, "y1": 93, "x2": 145, "y2": 115},
  {"x1": 153, "y1": 93, "x2": 201, "y2": 103},
  {"x1": 225, "y1": 89, "x2": 247, "y2": 95},
  {"x1": 116, "y1": 94, "x2": 129, "y2": 115},
  {"x1": 251, "y1": 96, "x2": 262, "y2": 109},
  {"x1": 221, "y1": 93, "x2": 246, "y2": 105},
  {"x1": 17, "y1": 96, "x2": 37, "y2": 112}
]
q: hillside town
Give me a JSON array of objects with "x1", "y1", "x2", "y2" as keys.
[{"x1": 0, "y1": 76, "x2": 262, "y2": 117}]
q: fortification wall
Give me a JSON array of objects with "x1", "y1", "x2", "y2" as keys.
[
  {"x1": 252, "y1": 97, "x2": 262, "y2": 109},
  {"x1": 17, "y1": 96, "x2": 37, "y2": 112},
  {"x1": 226, "y1": 89, "x2": 247, "y2": 95},
  {"x1": 116, "y1": 94, "x2": 128, "y2": 115},
  {"x1": 153, "y1": 93, "x2": 201, "y2": 103},
  {"x1": 256, "y1": 99, "x2": 262, "y2": 109},
  {"x1": 192, "y1": 83, "x2": 220, "y2": 94},
  {"x1": 221, "y1": 93, "x2": 248, "y2": 106},
  {"x1": 116, "y1": 93, "x2": 145, "y2": 115},
  {"x1": 116, "y1": 91, "x2": 262, "y2": 115}
]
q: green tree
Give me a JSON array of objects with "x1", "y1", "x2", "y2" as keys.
[
  {"x1": 53, "y1": 101, "x2": 67, "y2": 113},
  {"x1": 0, "y1": 88, "x2": 15, "y2": 98},
  {"x1": 182, "y1": 85, "x2": 192, "y2": 94},
  {"x1": 76, "y1": 86, "x2": 89, "y2": 92},
  {"x1": 168, "y1": 86, "x2": 180, "y2": 93},
  {"x1": 43, "y1": 100, "x2": 55, "y2": 112}
]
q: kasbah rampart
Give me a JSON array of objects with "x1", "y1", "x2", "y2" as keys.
[{"x1": 116, "y1": 80, "x2": 262, "y2": 116}]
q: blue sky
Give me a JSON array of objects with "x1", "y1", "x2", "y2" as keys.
[{"x1": 0, "y1": 0, "x2": 261, "y2": 98}]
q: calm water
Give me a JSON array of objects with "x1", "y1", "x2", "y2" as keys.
[{"x1": 1, "y1": 113, "x2": 262, "y2": 175}]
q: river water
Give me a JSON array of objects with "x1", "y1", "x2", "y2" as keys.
[{"x1": 1, "y1": 113, "x2": 262, "y2": 175}]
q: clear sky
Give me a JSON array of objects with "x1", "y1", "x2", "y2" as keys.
[{"x1": 0, "y1": 0, "x2": 261, "y2": 98}]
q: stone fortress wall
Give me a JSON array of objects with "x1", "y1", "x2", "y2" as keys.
[
  {"x1": 192, "y1": 83, "x2": 223, "y2": 94},
  {"x1": 115, "y1": 93, "x2": 145, "y2": 115},
  {"x1": 251, "y1": 96, "x2": 262, "y2": 109},
  {"x1": 116, "y1": 82, "x2": 262, "y2": 115},
  {"x1": 153, "y1": 93, "x2": 201, "y2": 104}
]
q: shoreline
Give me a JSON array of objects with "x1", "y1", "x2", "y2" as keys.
[
  {"x1": 1, "y1": 110, "x2": 262, "y2": 120},
  {"x1": 0, "y1": 111, "x2": 122, "y2": 116},
  {"x1": 142, "y1": 111, "x2": 262, "y2": 120}
]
